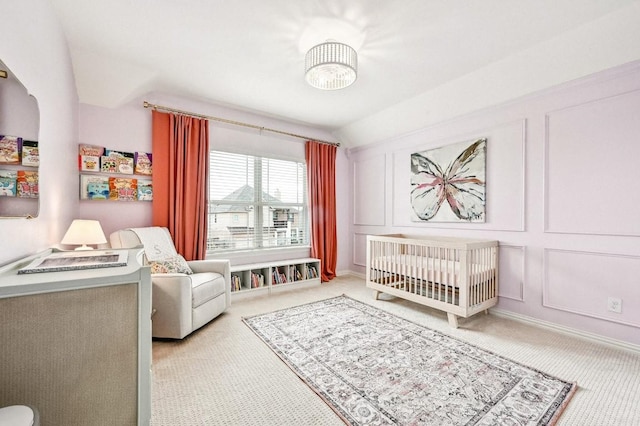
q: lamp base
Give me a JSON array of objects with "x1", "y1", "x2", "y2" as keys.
[{"x1": 74, "y1": 245, "x2": 95, "y2": 251}]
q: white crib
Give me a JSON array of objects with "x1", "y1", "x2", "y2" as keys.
[{"x1": 366, "y1": 234, "x2": 499, "y2": 328}]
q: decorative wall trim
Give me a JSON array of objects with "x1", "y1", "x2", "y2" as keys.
[
  {"x1": 498, "y1": 244, "x2": 526, "y2": 302},
  {"x1": 490, "y1": 308, "x2": 640, "y2": 355},
  {"x1": 542, "y1": 248, "x2": 640, "y2": 328},
  {"x1": 543, "y1": 88, "x2": 640, "y2": 237},
  {"x1": 353, "y1": 154, "x2": 386, "y2": 226},
  {"x1": 352, "y1": 232, "x2": 368, "y2": 267}
]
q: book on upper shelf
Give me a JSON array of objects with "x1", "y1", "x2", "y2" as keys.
[
  {"x1": 80, "y1": 155, "x2": 100, "y2": 172},
  {"x1": 100, "y1": 156, "x2": 118, "y2": 173},
  {"x1": 0, "y1": 135, "x2": 22, "y2": 164},
  {"x1": 80, "y1": 174, "x2": 109, "y2": 200},
  {"x1": 105, "y1": 149, "x2": 135, "y2": 174},
  {"x1": 109, "y1": 177, "x2": 138, "y2": 201},
  {"x1": 21, "y1": 140, "x2": 39, "y2": 167},
  {"x1": 137, "y1": 179, "x2": 153, "y2": 201},
  {"x1": 0, "y1": 169, "x2": 17, "y2": 197},
  {"x1": 16, "y1": 170, "x2": 38, "y2": 198},
  {"x1": 78, "y1": 144, "x2": 105, "y2": 171},
  {"x1": 134, "y1": 152, "x2": 152, "y2": 175}
]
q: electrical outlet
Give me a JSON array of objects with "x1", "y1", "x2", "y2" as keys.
[{"x1": 607, "y1": 297, "x2": 622, "y2": 313}]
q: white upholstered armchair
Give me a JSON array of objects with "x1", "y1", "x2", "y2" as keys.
[{"x1": 110, "y1": 227, "x2": 231, "y2": 339}]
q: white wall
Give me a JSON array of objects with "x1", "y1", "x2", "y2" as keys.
[
  {"x1": 0, "y1": 0, "x2": 78, "y2": 265},
  {"x1": 348, "y1": 61, "x2": 640, "y2": 346}
]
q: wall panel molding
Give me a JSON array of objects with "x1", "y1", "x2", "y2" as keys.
[
  {"x1": 544, "y1": 89, "x2": 640, "y2": 236},
  {"x1": 498, "y1": 244, "x2": 525, "y2": 302},
  {"x1": 352, "y1": 232, "x2": 368, "y2": 267},
  {"x1": 353, "y1": 154, "x2": 386, "y2": 226},
  {"x1": 543, "y1": 248, "x2": 640, "y2": 327}
]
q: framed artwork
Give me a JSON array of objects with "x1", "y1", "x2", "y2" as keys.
[{"x1": 410, "y1": 137, "x2": 486, "y2": 222}]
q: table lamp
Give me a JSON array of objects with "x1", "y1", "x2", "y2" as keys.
[{"x1": 61, "y1": 219, "x2": 107, "y2": 250}]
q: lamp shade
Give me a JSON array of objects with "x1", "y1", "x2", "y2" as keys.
[
  {"x1": 305, "y1": 41, "x2": 357, "y2": 90},
  {"x1": 61, "y1": 219, "x2": 107, "y2": 250}
]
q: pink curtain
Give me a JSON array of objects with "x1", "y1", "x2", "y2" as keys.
[
  {"x1": 306, "y1": 141, "x2": 337, "y2": 282},
  {"x1": 152, "y1": 110, "x2": 209, "y2": 260}
]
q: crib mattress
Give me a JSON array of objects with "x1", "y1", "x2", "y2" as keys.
[{"x1": 370, "y1": 255, "x2": 495, "y2": 287}]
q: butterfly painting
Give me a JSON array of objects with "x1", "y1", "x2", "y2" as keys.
[{"x1": 411, "y1": 138, "x2": 486, "y2": 222}]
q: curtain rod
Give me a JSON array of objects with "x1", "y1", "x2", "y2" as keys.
[{"x1": 143, "y1": 101, "x2": 340, "y2": 147}]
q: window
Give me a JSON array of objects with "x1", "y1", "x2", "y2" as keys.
[{"x1": 208, "y1": 151, "x2": 309, "y2": 252}]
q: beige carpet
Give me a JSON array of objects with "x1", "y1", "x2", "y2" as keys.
[{"x1": 151, "y1": 275, "x2": 640, "y2": 426}]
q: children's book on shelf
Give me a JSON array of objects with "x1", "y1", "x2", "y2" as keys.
[
  {"x1": 137, "y1": 179, "x2": 153, "y2": 201},
  {"x1": 105, "y1": 149, "x2": 135, "y2": 174},
  {"x1": 80, "y1": 155, "x2": 100, "y2": 171},
  {"x1": 80, "y1": 174, "x2": 109, "y2": 200},
  {"x1": 231, "y1": 275, "x2": 242, "y2": 291},
  {"x1": 21, "y1": 140, "x2": 39, "y2": 167},
  {"x1": 0, "y1": 169, "x2": 17, "y2": 197},
  {"x1": 0, "y1": 135, "x2": 22, "y2": 164},
  {"x1": 134, "y1": 152, "x2": 152, "y2": 175},
  {"x1": 100, "y1": 156, "x2": 118, "y2": 173},
  {"x1": 78, "y1": 144, "x2": 105, "y2": 171},
  {"x1": 108, "y1": 177, "x2": 138, "y2": 201},
  {"x1": 16, "y1": 170, "x2": 39, "y2": 198}
]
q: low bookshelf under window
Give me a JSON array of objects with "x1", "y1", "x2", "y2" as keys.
[{"x1": 230, "y1": 258, "x2": 321, "y2": 298}]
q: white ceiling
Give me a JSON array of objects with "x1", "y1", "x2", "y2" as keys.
[{"x1": 49, "y1": 0, "x2": 640, "y2": 147}]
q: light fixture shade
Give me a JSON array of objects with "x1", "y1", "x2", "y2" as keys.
[
  {"x1": 61, "y1": 219, "x2": 107, "y2": 250},
  {"x1": 305, "y1": 41, "x2": 357, "y2": 90}
]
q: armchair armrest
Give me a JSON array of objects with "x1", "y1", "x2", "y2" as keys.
[{"x1": 187, "y1": 259, "x2": 231, "y2": 308}]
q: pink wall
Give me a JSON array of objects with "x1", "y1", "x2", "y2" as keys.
[
  {"x1": 0, "y1": 0, "x2": 79, "y2": 265},
  {"x1": 347, "y1": 61, "x2": 640, "y2": 346}
]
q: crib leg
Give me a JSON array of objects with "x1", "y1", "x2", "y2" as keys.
[
  {"x1": 447, "y1": 313, "x2": 459, "y2": 328},
  {"x1": 373, "y1": 290, "x2": 380, "y2": 300}
]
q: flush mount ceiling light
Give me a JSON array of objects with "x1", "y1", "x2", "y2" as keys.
[{"x1": 305, "y1": 40, "x2": 357, "y2": 90}]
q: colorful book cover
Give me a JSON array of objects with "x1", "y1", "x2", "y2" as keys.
[
  {"x1": 80, "y1": 155, "x2": 100, "y2": 171},
  {"x1": 0, "y1": 135, "x2": 22, "y2": 164},
  {"x1": 109, "y1": 177, "x2": 137, "y2": 201},
  {"x1": 21, "y1": 140, "x2": 39, "y2": 167},
  {"x1": 78, "y1": 144, "x2": 105, "y2": 170},
  {"x1": 137, "y1": 179, "x2": 153, "y2": 201},
  {"x1": 100, "y1": 156, "x2": 118, "y2": 173},
  {"x1": 105, "y1": 149, "x2": 135, "y2": 174},
  {"x1": 87, "y1": 182, "x2": 110, "y2": 200},
  {"x1": 0, "y1": 169, "x2": 17, "y2": 197},
  {"x1": 80, "y1": 174, "x2": 109, "y2": 200},
  {"x1": 134, "y1": 152, "x2": 152, "y2": 175},
  {"x1": 16, "y1": 170, "x2": 39, "y2": 198},
  {"x1": 78, "y1": 144, "x2": 105, "y2": 156}
]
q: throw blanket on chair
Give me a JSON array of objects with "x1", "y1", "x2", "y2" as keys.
[{"x1": 129, "y1": 227, "x2": 178, "y2": 261}]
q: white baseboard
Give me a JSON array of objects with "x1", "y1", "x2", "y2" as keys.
[{"x1": 490, "y1": 308, "x2": 640, "y2": 354}]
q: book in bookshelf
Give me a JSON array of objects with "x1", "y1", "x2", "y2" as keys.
[
  {"x1": 100, "y1": 156, "x2": 118, "y2": 173},
  {"x1": 0, "y1": 135, "x2": 22, "y2": 164},
  {"x1": 78, "y1": 144, "x2": 105, "y2": 171},
  {"x1": 80, "y1": 174, "x2": 109, "y2": 200},
  {"x1": 0, "y1": 169, "x2": 17, "y2": 197},
  {"x1": 21, "y1": 140, "x2": 39, "y2": 167},
  {"x1": 105, "y1": 149, "x2": 135, "y2": 174},
  {"x1": 134, "y1": 151, "x2": 152, "y2": 175},
  {"x1": 80, "y1": 155, "x2": 100, "y2": 172},
  {"x1": 108, "y1": 177, "x2": 137, "y2": 201},
  {"x1": 16, "y1": 170, "x2": 38, "y2": 198},
  {"x1": 137, "y1": 179, "x2": 153, "y2": 201}
]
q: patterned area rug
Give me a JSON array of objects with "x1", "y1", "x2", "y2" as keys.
[{"x1": 242, "y1": 296, "x2": 577, "y2": 426}]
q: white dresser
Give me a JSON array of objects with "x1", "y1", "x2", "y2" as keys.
[{"x1": 0, "y1": 248, "x2": 152, "y2": 426}]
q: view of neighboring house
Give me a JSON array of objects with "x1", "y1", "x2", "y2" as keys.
[{"x1": 208, "y1": 184, "x2": 306, "y2": 251}]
